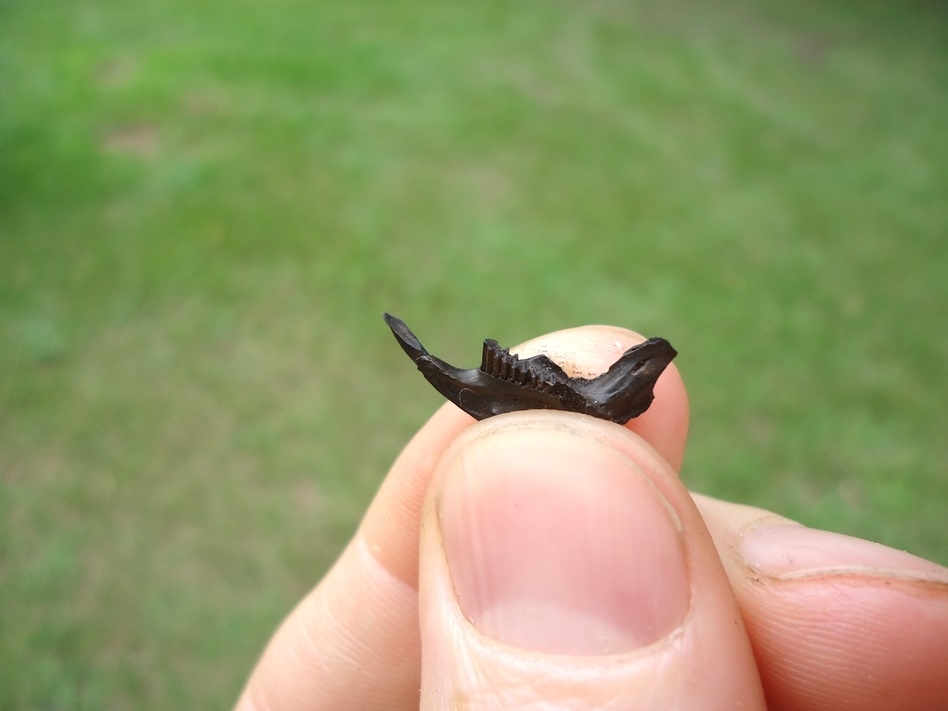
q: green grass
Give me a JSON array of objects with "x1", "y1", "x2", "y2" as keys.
[{"x1": 2, "y1": 0, "x2": 947, "y2": 707}]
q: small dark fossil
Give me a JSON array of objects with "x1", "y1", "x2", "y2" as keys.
[{"x1": 383, "y1": 313, "x2": 676, "y2": 424}]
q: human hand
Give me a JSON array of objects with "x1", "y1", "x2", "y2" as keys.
[{"x1": 235, "y1": 325, "x2": 948, "y2": 711}]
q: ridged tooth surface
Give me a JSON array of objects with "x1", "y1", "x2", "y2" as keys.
[{"x1": 480, "y1": 340, "x2": 558, "y2": 393}]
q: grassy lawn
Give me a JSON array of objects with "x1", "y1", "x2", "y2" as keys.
[{"x1": 2, "y1": 0, "x2": 946, "y2": 707}]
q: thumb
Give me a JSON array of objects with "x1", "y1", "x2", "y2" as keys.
[{"x1": 418, "y1": 412, "x2": 766, "y2": 710}]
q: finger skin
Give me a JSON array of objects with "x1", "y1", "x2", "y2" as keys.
[
  {"x1": 694, "y1": 495, "x2": 948, "y2": 711},
  {"x1": 235, "y1": 326, "x2": 689, "y2": 711},
  {"x1": 418, "y1": 413, "x2": 765, "y2": 710}
]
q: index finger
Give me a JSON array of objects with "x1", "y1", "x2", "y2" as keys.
[{"x1": 235, "y1": 324, "x2": 690, "y2": 711}]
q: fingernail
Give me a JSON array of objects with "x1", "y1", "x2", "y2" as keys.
[
  {"x1": 741, "y1": 524, "x2": 948, "y2": 583},
  {"x1": 436, "y1": 423, "x2": 690, "y2": 655}
]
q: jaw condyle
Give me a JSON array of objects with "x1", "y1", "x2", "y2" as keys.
[{"x1": 383, "y1": 313, "x2": 677, "y2": 424}]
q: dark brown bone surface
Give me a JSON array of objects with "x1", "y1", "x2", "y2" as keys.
[{"x1": 384, "y1": 313, "x2": 676, "y2": 424}]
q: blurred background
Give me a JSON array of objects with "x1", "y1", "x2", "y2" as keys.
[{"x1": 2, "y1": 0, "x2": 946, "y2": 707}]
